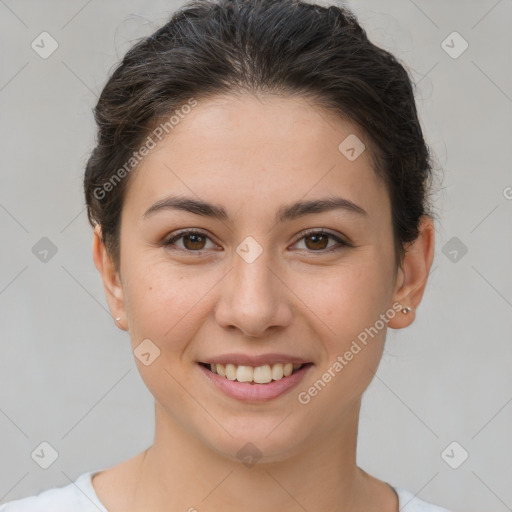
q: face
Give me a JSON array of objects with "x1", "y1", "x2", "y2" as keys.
[{"x1": 95, "y1": 93, "x2": 425, "y2": 463}]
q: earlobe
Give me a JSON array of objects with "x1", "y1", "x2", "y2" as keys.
[
  {"x1": 92, "y1": 225, "x2": 127, "y2": 331},
  {"x1": 387, "y1": 215, "x2": 435, "y2": 330}
]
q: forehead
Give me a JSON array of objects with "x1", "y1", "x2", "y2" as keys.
[{"x1": 123, "y1": 92, "x2": 389, "y2": 224}]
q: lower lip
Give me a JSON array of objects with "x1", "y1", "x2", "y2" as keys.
[{"x1": 197, "y1": 363, "x2": 314, "y2": 402}]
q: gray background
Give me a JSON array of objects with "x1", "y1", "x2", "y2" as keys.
[{"x1": 1, "y1": 1, "x2": 511, "y2": 510}]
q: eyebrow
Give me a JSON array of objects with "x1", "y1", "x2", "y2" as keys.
[{"x1": 143, "y1": 195, "x2": 368, "y2": 222}]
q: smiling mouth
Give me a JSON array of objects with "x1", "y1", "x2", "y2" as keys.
[{"x1": 198, "y1": 361, "x2": 312, "y2": 384}]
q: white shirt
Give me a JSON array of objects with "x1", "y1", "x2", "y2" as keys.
[{"x1": 0, "y1": 470, "x2": 453, "y2": 511}]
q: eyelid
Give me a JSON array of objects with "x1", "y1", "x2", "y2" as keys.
[
  {"x1": 164, "y1": 228, "x2": 350, "y2": 253},
  {"x1": 164, "y1": 229, "x2": 219, "y2": 251},
  {"x1": 290, "y1": 228, "x2": 350, "y2": 254},
  {"x1": 293, "y1": 228, "x2": 350, "y2": 246}
]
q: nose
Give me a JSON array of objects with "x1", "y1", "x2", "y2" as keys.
[{"x1": 214, "y1": 249, "x2": 293, "y2": 338}]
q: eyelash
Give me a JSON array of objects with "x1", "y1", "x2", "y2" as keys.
[{"x1": 163, "y1": 229, "x2": 350, "y2": 254}]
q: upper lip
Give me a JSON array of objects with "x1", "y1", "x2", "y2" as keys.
[{"x1": 199, "y1": 353, "x2": 312, "y2": 367}]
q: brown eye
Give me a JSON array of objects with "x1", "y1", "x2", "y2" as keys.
[
  {"x1": 293, "y1": 230, "x2": 348, "y2": 253},
  {"x1": 164, "y1": 229, "x2": 349, "y2": 254},
  {"x1": 182, "y1": 233, "x2": 207, "y2": 250},
  {"x1": 165, "y1": 231, "x2": 215, "y2": 252},
  {"x1": 304, "y1": 233, "x2": 329, "y2": 250}
]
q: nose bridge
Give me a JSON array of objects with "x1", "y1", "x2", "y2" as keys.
[
  {"x1": 231, "y1": 237, "x2": 279, "y2": 307},
  {"x1": 215, "y1": 236, "x2": 291, "y2": 336}
]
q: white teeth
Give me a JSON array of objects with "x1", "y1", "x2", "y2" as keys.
[
  {"x1": 272, "y1": 363, "x2": 284, "y2": 380},
  {"x1": 206, "y1": 362, "x2": 304, "y2": 383},
  {"x1": 225, "y1": 363, "x2": 237, "y2": 380},
  {"x1": 216, "y1": 363, "x2": 226, "y2": 378},
  {"x1": 253, "y1": 364, "x2": 272, "y2": 384},
  {"x1": 236, "y1": 365, "x2": 254, "y2": 382},
  {"x1": 283, "y1": 363, "x2": 293, "y2": 377}
]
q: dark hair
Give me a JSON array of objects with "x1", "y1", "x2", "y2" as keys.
[{"x1": 84, "y1": 0, "x2": 435, "y2": 271}]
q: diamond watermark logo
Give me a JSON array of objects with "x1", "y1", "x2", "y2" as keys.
[
  {"x1": 441, "y1": 441, "x2": 469, "y2": 469},
  {"x1": 31, "y1": 441, "x2": 59, "y2": 469},
  {"x1": 236, "y1": 236, "x2": 263, "y2": 264},
  {"x1": 236, "y1": 442, "x2": 262, "y2": 468},
  {"x1": 32, "y1": 237, "x2": 58, "y2": 263},
  {"x1": 338, "y1": 134, "x2": 365, "y2": 161},
  {"x1": 134, "y1": 338, "x2": 161, "y2": 366},
  {"x1": 442, "y1": 236, "x2": 468, "y2": 263},
  {"x1": 31, "y1": 31, "x2": 59, "y2": 59},
  {"x1": 441, "y1": 31, "x2": 468, "y2": 59}
]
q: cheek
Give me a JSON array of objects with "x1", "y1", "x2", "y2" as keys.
[
  {"x1": 122, "y1": 263, "x2": 207, "y2": 400},
  {"x1": 298, "y1": 267, "x2": 389, "y2": 416},
  {"x1": 123, "y1": 256, "x2": 216, "y2": 352},
  {"x1": 300, "y1": 256, "x2": 392, "y2": 397},
  {"x1": 310, "y1": 259, "x2": 392, "y2": 336}
]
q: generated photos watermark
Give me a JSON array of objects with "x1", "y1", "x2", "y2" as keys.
[
  {"x1": 93, "y1": 97, "x2": 198, "y2": 201},
  {"x1": 297, "y1": 301, "x2": 403, "y2": 405}
]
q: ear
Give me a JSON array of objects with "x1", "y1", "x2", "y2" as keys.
[
  {"x1": 387, "y1": 215, "x2": 435, "y2": 329},
  {"x1": 92, "y1": 224, "x2": 128, "y2": 331}
]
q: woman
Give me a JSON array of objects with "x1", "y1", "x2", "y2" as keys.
[{"x1": 0, "y1": 0, "x2": 452, "y2": 510}]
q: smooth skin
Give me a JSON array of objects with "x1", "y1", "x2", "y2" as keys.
[{"x1": 92, "y1": 92, "x2": 434, "y2": 512}]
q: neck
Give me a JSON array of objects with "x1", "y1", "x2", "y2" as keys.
[{"x1": 130, "y1": 398, "x2": 376, "y2": 512}]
